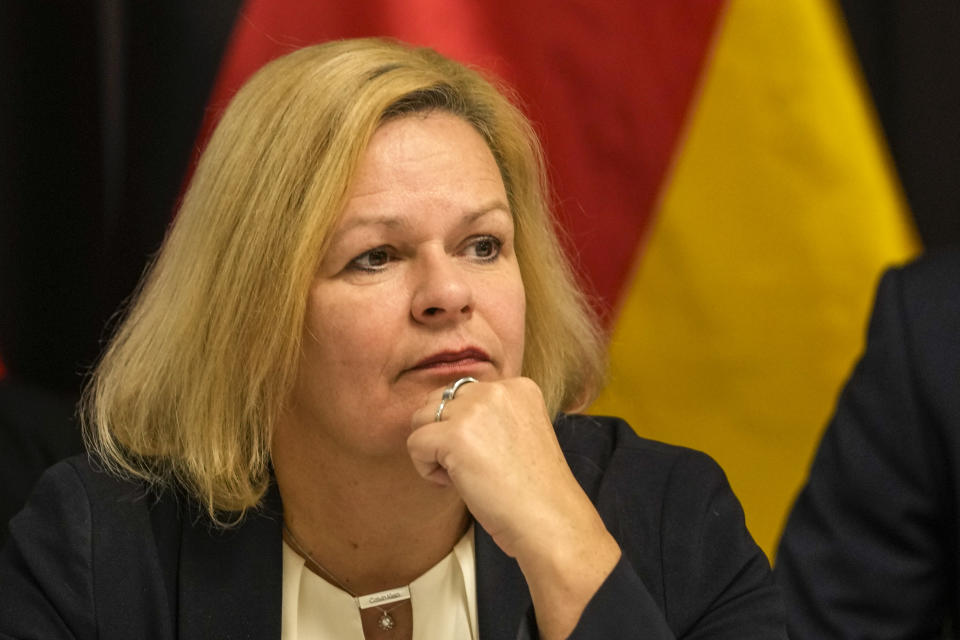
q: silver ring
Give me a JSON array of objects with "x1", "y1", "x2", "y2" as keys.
[{"x1": 434, "y1": 377, "x2": 478, "y2": 422}]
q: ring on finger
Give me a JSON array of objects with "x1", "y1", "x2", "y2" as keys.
[{"x1": 434, "y1": 377, "x2": 478, "y2": 422}]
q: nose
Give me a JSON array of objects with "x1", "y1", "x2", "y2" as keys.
[{"x1": 411, "y1": 253, "x2": 473, "y2": 324}]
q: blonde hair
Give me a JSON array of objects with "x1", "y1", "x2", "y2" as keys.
[{"x1": 82, "y1": 38, "x2": 605, "y2": 522}]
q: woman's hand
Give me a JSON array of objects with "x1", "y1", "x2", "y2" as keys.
[{"x1": 407, "y1": 377, "x2": 622, "y2": 639}]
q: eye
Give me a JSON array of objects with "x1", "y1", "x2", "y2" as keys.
[
  {"x1": 348, "y1": 246, "x2": 393, "y2": 272},
  {"x1": 464, "y1": 235, "x2": 502, "y2": 262}
]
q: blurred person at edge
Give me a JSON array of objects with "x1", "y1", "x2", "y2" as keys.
[
  {"x1": 0, "y1": 39, "x2": 785, "y2": 639},
  {"x1": 777, "y1": 248, "x2": 960, "y2": 638}
]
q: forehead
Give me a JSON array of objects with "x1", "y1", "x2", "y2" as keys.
[
  {"x1": 332, "y1": 112, "x2": 509, "y2": 231},
  {"x1": 351, "y1": 112, "x2": 501, "y2": 191}
]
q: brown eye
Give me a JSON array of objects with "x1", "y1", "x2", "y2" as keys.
[
  {"x1": 475, "y1": 239, "x2": 495, "y2": 257},
  {"x1": 466, "y1": 235, "x2": 501, "y2": 261},
  {"x1": 365, "y1": 249, "x2": 389, "y2": 266},
  {"x1": 349, "y1": 247, "x2": 392, "y2": 272}
]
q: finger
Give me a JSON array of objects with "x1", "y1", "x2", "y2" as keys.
[
  {"x1": 406, "y1": 423, "x2": 453, "y2": 485},
  {"x1": 410, "y1": 400, "x2": 444, "y2": 431},
  {"x1": 410, "y1": 380, "x2": 480, "y2": 430},
  {"x1": 423, "y1": 466, "x2": 452, "y2": 486}
]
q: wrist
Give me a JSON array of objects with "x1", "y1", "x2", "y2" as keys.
[{"x1": 515, "y1": 514, "x2": 622, "y2": 639}]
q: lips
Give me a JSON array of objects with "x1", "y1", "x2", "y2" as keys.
[{"x1": 409, "y1": 347, "x2": 491, "y2": 371}]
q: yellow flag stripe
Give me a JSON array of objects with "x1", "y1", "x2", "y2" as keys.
[{"x1": 590, "y1": 0, "x2": 919, "y2": 558}]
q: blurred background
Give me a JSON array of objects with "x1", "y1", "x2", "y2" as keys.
[{"x1": 1, "y1": 0, "x2": 958, "y2": 556}]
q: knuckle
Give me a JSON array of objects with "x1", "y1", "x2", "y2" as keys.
[
  {"x1": 517, "y1": 376, "x2": 539, "y2": 392},
  {"x1": 487, "y1": 381, "x2": 509, "y2": 403}
]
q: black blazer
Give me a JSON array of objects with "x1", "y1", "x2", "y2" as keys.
[
  {"x1": 775, "y1": 249, "x2": 960, "y2": 637},
  {"x1": 1, "y1": 414, "x2": 785, "y2": 638}
]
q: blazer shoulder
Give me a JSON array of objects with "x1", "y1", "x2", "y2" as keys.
[
  {"x1": 4, "y1": 455, "x2": 180, "y2": 637},
  {"x1": 558, "y1": 414, "x2": 739, "y2": 510},
  {"x1": 555, "y1": 413, "x2": 732, "y2": 515},
  {"x1": 10, "y1": 453, "x2": 169, "y2": 564},
  {"x1": 898, "y1": 246, "x2": 960, "y2": 285},
  {"x1": 555, "y1": 413, "x2": 722, "y2": 476},
  {"x1": 875, "y1": 249, "x2": 960, "y2": 410},
  {"x1": 889, "y1": 247, "x2": 960, "y2": 323},
  {"x1": 5, "y1": 453, "x2": 151, "y2": 540},
  {"x1": 52, "y1": 454, "x2": 161, "y2": 514}
]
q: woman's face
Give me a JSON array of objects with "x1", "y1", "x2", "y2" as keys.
[{"x1": 289, "y1": 111, "x2": 526, "y2": 457}]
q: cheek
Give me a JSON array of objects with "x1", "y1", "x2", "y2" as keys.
[
  {"x1": 307, "y1": 305, "x2": 379, "y2": 370},
  {"x1": 294, "y1": 295, "x2": 392, "y2": 423},
  {"x1": 303, "y1": 283, "x2": 409, "y2": 371},
  {"x1": 496, "y1": 275, "x2": 527, "y2": 375}
]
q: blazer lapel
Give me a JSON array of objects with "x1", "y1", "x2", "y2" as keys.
[
  {"x1": 178, "y1": 483, "x2": 284, "y2": 639},
  {"x1": 475, "y1": 523, "x2": 535, "y2": 640}
]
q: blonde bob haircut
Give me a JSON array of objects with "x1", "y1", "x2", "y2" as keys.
[{"x1": 82, "y1": 38, "x2": 606, "y2": 523}]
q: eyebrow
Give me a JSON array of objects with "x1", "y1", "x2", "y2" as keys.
[{"x1": 330, "y1": 200, "x2": 511, "y2": 242}]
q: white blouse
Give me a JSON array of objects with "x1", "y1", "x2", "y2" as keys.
[{"x1": 281, "y1": 525, "x2": 477, "y2": 640}]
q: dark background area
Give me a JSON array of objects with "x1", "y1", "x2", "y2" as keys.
[
  {"x1": 0, "y1": 1, "x2": 242, "y2": 535},
  {"x1": 1, "y1": 1, "x2": 242, "y2": 392},
  {"x1": 841, "y1": 1, "x2": 960, "y2": 248},
  {"x1": 1, "y1": 0, "x2": 958, "y2": 532}
]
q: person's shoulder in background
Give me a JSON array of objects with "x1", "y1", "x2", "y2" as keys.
[{"x1": 775, "y1": 246, "x2": 960, "y2": 638}]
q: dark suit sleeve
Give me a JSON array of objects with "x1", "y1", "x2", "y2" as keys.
[
  {"x1": 570, "y1": 449, "x2": 786, "y2": 639},
  {"x1": 0, "y1": 461, "x2": 97, "y2": 640},
  {"x1": 566, "y1": 554, "x2": 674, "y2": 638},
  {"x1": 775, "y1": 266, "x2": 954, "y2": 638}
]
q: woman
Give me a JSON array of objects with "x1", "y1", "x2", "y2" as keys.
[{"x1": 0, "y1": 39, "x2": 785, "y2": 639}]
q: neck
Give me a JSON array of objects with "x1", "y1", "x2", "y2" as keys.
[{"x1": 272, "y1": 421, "x2": 469, "y2": 595}]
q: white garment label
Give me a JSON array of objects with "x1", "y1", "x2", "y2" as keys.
[{"x1": 356, "y1": 586, "x2": 411, "y2": 610}]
